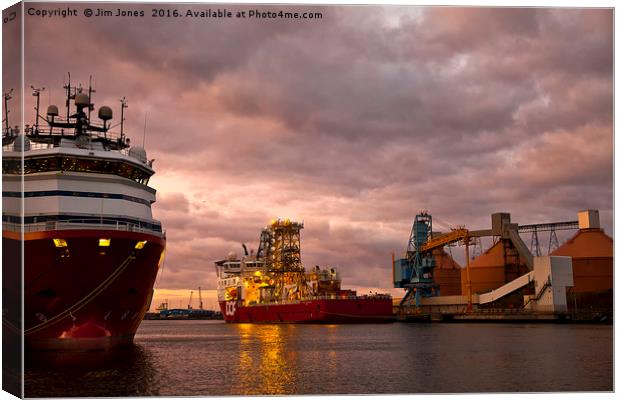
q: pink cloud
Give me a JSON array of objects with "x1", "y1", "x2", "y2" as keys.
[{"x1": 14, "y1": 5, "x2": 613, "y2": 294}]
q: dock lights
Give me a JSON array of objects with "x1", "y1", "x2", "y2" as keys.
[
  {"x1": 135, "y1": 240, "x2": 147, "y2": 250},
  {"x1": 53, "y1": 238, "x2": 67, "y2": 247},
  {"x1": 99, "y1": 238, "x2": 111, "y2": 247}
]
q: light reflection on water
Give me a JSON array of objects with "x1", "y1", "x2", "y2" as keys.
[
  {"x1": 236, "y1": 324, "x2": 298, "y2": 394},
  {"x1": 24, "y1": 320, "x2": 613, "y2": 397}
]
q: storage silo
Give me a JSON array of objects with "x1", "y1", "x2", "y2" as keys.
[
  {"x1": 459, "y1": 240, "x2": 530, "y2": 297},
  {"x1": 432, "y1": 249, "x2": 462, "y2": 295},
  {"x1": 551, "y1": 210, "x2": 612, "y2": 314},
  {"x1": 459, "y1": 242, "x2": 503, "y2": 295}
]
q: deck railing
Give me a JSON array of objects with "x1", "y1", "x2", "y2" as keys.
[
  {"x1": 243, "y1": 294, "x2": 392, "y2": 307},
  {"x1": 2, "y1": 218, "x2": 164, "y2": 237},
  {"x1": 3, "y1": 139, "x2": 132, "y2": 155}
]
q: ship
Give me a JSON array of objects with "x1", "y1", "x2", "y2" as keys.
[
  {"x1": 2, "y1": 77, "x2": 166, "y2": 350},
  {"x1": 215, "y1": 219, "x2": 393, "y2": 323}
]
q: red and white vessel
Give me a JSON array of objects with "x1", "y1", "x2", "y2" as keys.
[
  {"x1": 2, "y1": 79, "x2": 165, "y2": 350},
  {"x1": 215, "y1": 219, "x2": 393, "y2": 323}
]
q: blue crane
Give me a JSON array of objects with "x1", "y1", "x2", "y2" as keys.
[{"x1": 393, "y1": 212, "x2": 441, "y2": 306}]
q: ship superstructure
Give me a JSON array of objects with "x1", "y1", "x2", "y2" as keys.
[
  {"x1": 215, "y1": 219, "x2": 392, "y2": 323},
  {"x1": 2, "y1": 78, "x2": 166, "y2": 349}
]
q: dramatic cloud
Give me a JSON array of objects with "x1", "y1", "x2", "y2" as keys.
[
  {"x1": 2, "y1": 5, "x2": 22, "y2": 128},
  {"x1": 18, "y1": 4, "x2": 613, "y2": 308}
]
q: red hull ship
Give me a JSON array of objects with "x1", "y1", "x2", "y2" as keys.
[
  {"x1": 9, "y1": 230, "x2": 165, "y2": 350},
  {"x1": 2, "y1": 79, "x2": 166, "y2": 350},
  {"x1": 215, "y1": 219, "x2": 393, "y2": 323},
  {"x1": 219, "y1": 298, "x2": 393, "y2": 323}
]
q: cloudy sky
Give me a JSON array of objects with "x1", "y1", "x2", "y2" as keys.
[{"x1": 14, "y1": 3, "x2": 613, "y2": 309}]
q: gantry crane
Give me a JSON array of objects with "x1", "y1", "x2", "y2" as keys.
[
  {"x1": 393, "y1": 213, "x2": 439, "y2": 306},
  {"x1": 394, "y1": 212, "x2": 478, "y2": 309}
]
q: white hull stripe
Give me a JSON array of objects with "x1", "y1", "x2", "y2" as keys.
[{"x1": 3, "y1": 190, "x2": 151, "y2": 206}]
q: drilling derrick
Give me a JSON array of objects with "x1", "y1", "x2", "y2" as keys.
[
  {"x1": 264, "y1": 219, "x2": 309, "y2": 302},
  {"x1": 270, "y1": 219, "x2": 303, "y2": 272}
]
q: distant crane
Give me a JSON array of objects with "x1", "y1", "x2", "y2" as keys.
[
  {"x1": 198, "y1": 287, "x2": 204, "y2": 310},
  {"x1": 156, "y1": 300, "x2": 169, "y2": 311},
  {"x1": 188, "y1": 290, "x2": 194, "y2": 310}
]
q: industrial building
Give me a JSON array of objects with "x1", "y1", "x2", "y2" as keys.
[
  {"x1": 432, "y1": 249, "x2": 462, "y2": 296},
  {"x1": 394, "y1": 209, "x2": 612, "y2": 321},
  {"x1": 551, "y1": 211, "x2": 613, "y2": 315}
]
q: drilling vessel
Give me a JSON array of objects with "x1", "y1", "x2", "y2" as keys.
[
  {"x1": 2, "y1": 78, "x2": 166, "y2": 349},
  {"x1": 215, "y1": 219, "x2": 393, "y2": 323}
]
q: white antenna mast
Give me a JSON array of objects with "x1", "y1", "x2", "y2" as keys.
[{"x1": 142, "y1": 110, "x2": 148, "y2": 147}]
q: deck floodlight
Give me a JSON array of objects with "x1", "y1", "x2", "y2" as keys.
[{"x1": 53, "y1": 238, "x2": 67, "y2": 248}]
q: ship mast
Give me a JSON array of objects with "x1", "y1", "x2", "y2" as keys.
[
  {"x1": 2, "y1": 89, "x2": 16, "y2": 146},
  {"x1": 120, "y1": 96, "x2": 127, "y2": 143},
  {"x1": 3, "y1": 88, "x2": 13, "y2": 134},
  {"x1": 87, "y1": 75, "x2": 95, "y2": 124},
  {"x1": 63, "y1": 72, "x2": 71, "y2": 119},
  {"x1": 31, "y1": 85, "x2": 45, "y2": 135}
]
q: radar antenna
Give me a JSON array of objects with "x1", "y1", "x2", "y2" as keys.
[{"x1": 33, "y1": 74, "x2": 125, "y2": 150}]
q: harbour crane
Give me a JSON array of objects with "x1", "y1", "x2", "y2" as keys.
[
  {"x1": 394, "y1": 212, "x2": 479, "y2": 309},
  {"x1": 188, "y1": 290, "x2": 193, "y2": 310},
  {"x1": 393, "y1": 213, "x2": 439, "y2": 307},
  {"x1": 198, "y1": 287, "x2": 204, "y2": 310},
  {"x1": 394, "y1": 212, "x2": 508, "y2": 309}
]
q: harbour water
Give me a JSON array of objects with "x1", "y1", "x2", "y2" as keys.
[{"x1": 25, "y1": 320, "x2": 612, "y2": 396}]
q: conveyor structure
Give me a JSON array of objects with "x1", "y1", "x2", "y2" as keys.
[{"x1": 394, "y1": 211, "x2": 579, "y2": 312}]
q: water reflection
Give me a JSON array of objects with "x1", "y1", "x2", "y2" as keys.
[
  {"x1": 23, "y1": 321, "x2": 613, "y2": 396},
  {"x1": 324, "y1": 325, "x2": 339, "y2": 382},
  {"x1": 25, "y1": 344, "x2": 160, "y2": 397},
  {"x1": 236, "y1": 324, "x2": 298, "y2": 395}
]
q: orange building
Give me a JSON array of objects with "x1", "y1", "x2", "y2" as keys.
[
  {"x1": 551, "y1": 228, "x2": 613, "y2": 293},
  {"x1": 549, "y1": 210, "x2": 612, "y2": 315},
  {"x1": 457, "y1": 210, "x2": 612, "y2": 313},
  {"x1": 459, "y1": 240, "x2": 530, "y2": 296},
  {"x1": 432, "y1": 249, "x2": 462, "y2": 296}
]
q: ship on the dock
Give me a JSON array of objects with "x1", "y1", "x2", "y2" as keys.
[
  {"x1": 2, "y1": 78, "x2": 166, "y2": 349},
  {"x1": 215, "y1": 219, "x2": 393, "y2": 323}
]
